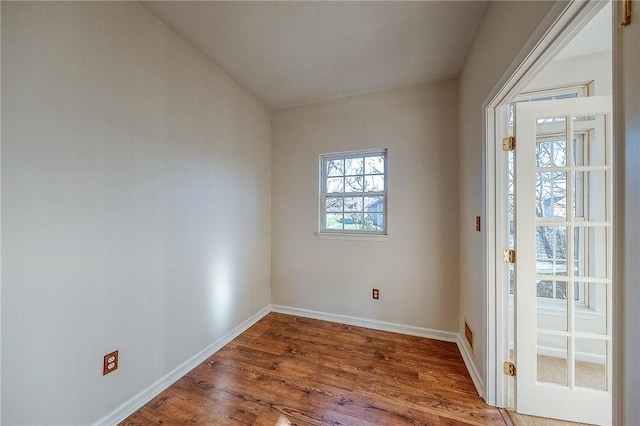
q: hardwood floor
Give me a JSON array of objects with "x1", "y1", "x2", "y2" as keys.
[{"x1": 121, "y1": 313, "x2": 507, "y2": 425}]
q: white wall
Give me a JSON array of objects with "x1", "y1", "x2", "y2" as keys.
[
  {"x1": 1, "y1": 2, "x2": 271, "y2": 425},
  {"x1": 271, "y1": 82, "x2": 459, "y2": 332},
  {"x1": 525, "y1": 51, "x2": 612, "y2": 95},
  {"x1": 458, "y1": 0, "x2": 561, "y2": 384}
]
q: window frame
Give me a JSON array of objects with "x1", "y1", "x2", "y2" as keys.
[{"x1": 318, "y1": 148, "x2": 388, "y2": 237}]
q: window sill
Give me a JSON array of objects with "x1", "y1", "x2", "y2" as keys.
[{"x1": 315, "y1": 232, "x2": 389, "y2": 242}]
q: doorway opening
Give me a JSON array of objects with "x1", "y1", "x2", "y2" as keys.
[{"x1": 484, "y1": 1, "x2": 613, "y2": 425}]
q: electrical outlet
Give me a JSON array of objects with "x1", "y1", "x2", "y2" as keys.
[
  {"x1": 103, "y1": 350, "x2": 118, "y2": 375},
  {"x1": 372, "y1": 288, "x2": 380, "y2": 300},
  {"x1": 475, "y1": 216, "x2": 481, "y2": 232}
]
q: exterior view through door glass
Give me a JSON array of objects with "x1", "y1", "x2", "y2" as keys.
[{"x1": 515, "y1": 96, "x2": 612, "y2": 425}]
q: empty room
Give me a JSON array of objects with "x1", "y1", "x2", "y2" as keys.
[{"x1": 1, "y1": 1, "x2": 638, "y2": 425}]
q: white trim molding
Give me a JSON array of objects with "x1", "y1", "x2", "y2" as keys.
[
  {"x1": 270, "y1": 305, "x2": 458, "y2": 342},
  {"x1": 457, "y1": 335, "x2": 485, "y2": 399},
  {"x1": 94, "y1": 306, "x2": 271, "y2": 426}
]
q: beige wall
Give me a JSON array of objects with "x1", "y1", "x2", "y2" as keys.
[
  {"x1": 271, "y1": 82, "x2": 459, "y2": 332},
  {"x1": 1, "y1": 2, "x2": 271, "y2": 424},
  {"x1": 458, "y1": 1, "x2": 561, "y2": 385}
]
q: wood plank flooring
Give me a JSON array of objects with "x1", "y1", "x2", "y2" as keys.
[{"x1": 121, "y1": 313, "x2": 507, "y2": 425}]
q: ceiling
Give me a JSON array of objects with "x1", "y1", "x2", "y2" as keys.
[
  {"x1": 142, "y1": 1, "x2": 488, "y2": 109},
  {"x1": 555, "y1": 3, "x2": 611, "y2": 60}
]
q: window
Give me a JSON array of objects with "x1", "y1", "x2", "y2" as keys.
[{"x1": 319, "y1": 149, "x2": 387, "y2": 235}]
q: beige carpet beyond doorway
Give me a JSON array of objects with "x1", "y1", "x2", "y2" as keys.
[{"x1": 507, "y1": 354, "x2": 605, "y2": 425}]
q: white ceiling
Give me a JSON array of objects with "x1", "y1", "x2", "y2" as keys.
[
  {"x1": 555, "y1": 3, "x2": 611, "y2": 60},
  {"x1": 142, "y1": 1, "x2": 488, "y2": 109}
]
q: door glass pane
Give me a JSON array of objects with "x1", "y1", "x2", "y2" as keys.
[
  {"x1": 573, "y1": 171, "x2": 608, "y2": 222},
  {"x1": 536, "y1": 172, "x2": 567, "y2": 219},
  {"x1": 536, "y1": 136, "x2": 567, "y2": 168},
  {"x1": 575, "y1": 338, "x2": 607, "y2": 391},
  {"x1": 573, "y1": 114, "x2": 606, "y2": 167},
  {"x1": 537, "y1": 334, "x2": 568, "y2": 386},
  {"x1": 536, "y1": 226, "x2": 568, "y2": 275},
  {"x1": 537, "y1": 282, "x2": 568, "y2": 332},
  {"x1": 575, "y1": 282, "x2": 608, "y2": 335},
  {"x1": 573, "y1": 227, "x2": 608, "y2": 278}
]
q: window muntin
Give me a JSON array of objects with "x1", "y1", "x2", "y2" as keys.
[{"x1": 320, "y1": 150, "x2": 387, "y2": 234}]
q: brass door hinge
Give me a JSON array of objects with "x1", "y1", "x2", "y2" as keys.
[
  {"x1": 503, "y1": 361, "x2": 516, "y2": 377},
  {"x1": 503, "y1": 249, "x2": 516, "y2": 263},
  {"x1": 502, "y1": 136, "x2": 516, "y2": 151},
  {"x1": 620, "y1": 0, "x2": 632, "y2": 27}
]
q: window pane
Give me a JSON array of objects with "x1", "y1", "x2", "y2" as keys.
[
  {"x1": 365, "y1": 156, "x2": 384, "y2": 174},
  {"x1": 364, "y1": 196, "x2": 383, "y2": 212},
  {"x1": 325, "y1": 197, "x2": 343, "y2": 212},
  {"x1": 326, "y1": 213, "x2": 343, "y2": 230},
  {"x1": 345, "y1": 176, "x2": 364, "y2": 192},
  {"x1": 326, "y1": 177, "x2": 344, "y2": 193},
  {"x1": 343, "y1": 197, "x2": 363, "y2": 212},
  {"x1": 345, "y1": 158, "x2": 363, "y2": 176},
  {"x1": 344, "y1": 213, "x2": 363, "y2": 230},
  {"x1": 365, "y1": 213, "x2": 384, "y2": 230},
  {"x1": 364, "y1": 175, "x2": 384, "y2": 192},
  {"x1": 326, "y1": 159, "x2": 344, "y2": 177}
]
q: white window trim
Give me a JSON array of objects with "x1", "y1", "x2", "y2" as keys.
[{"x1": 317, "y1": 148, "x2": 388, "y2": 238}]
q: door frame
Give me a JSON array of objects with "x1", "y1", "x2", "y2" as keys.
[{"x1": 482, "y1": 0, "x2": 610, "y2": 411}]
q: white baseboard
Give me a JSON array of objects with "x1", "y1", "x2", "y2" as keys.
[
  {"x1": 457, "y1": 335, "x2": 485, "y2": 398},
  {"x1": 94, "y1": 305, "x2": 271, "y2": 426},
  {"x1": 270, "y1": 304, "x2": 458, "y2": 342}
]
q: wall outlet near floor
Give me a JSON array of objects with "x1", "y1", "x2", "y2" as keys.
[
  {"x1": 103, "y1": 350, "x2": 119, "y2": 375},
  {"x1": 372, "y1": 288, "x2": 380, "y2": 300}
]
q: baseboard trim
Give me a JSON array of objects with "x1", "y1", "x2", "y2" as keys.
[
  {"x1": 94, "y1": 305, "x2": 271, "y2": 426},
  {"x1": 457, "y1": 335, "x2": 485, "y2": 399},
  {"x1": 270, "y1": 304, "x2": 458, "y2": 342}
]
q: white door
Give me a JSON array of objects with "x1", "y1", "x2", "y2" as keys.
[{"x1": 515, "y1": 96, "x2": 613, "y2": 425}]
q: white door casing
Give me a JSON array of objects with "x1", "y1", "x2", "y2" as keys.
[{"x1": 515, "y1": 96, "x2": 613, "y2": 425}]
